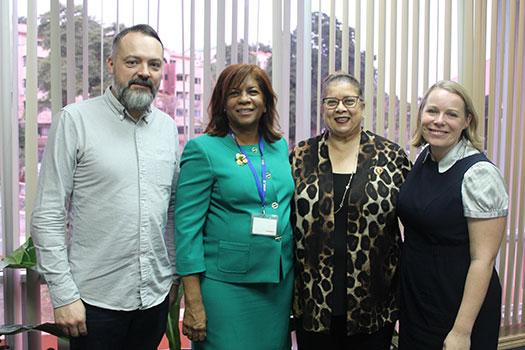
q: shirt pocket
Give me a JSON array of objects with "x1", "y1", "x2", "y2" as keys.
[
  {"x1": 217, "y1": 240, "x2": 249, "y2": 274},
  {"x1": 155, "y1": 149, "x2": 176, "y2": 187}
]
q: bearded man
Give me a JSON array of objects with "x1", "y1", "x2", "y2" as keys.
[{"x1": 31, "y1": 24, "x2": 180, "y2": 350}]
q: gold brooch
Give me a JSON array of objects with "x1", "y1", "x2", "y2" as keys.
[{"x1": 235, "y1": 153, "x2": 248, "y2": 166}]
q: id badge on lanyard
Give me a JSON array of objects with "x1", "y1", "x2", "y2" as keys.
[
  {"x1": 251, "y1": 213, "x2": 279, "y2": 236},
  {"x1": 229, "y1": 130, "x2": 280, "y2": 237}
]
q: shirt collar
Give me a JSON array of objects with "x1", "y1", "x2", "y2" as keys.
[
  {"x1": 422, "y1": 138, "x2": 478, "y2": 173},
  {"x1": 103, "y1": 86, "x2": 152, "y2": 123}
]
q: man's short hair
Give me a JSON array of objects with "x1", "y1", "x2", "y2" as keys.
[{"x1": 111, "y1": 24, "x2": 164, "y2": 58}]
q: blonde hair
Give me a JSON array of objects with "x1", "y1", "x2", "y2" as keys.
[{"x1": 411, "y1": 80, "x2": 484, "y2": 152}]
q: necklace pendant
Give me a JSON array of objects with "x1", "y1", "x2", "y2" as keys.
[{"x1": 334, "y1": 173, "x2": 354, "y2": 215}]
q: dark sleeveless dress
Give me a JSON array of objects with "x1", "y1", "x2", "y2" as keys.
[{"x1": 397, "y1": 148, "x2": 502, "y2": 349}]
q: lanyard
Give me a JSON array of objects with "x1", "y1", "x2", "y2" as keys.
[{"x1": 229, "y1": 130, "x2": 267, "y2": 215}]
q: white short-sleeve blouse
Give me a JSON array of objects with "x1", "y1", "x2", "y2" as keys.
[{"x1": 423, "y1": 139, "x2": 508, "y2": 219}]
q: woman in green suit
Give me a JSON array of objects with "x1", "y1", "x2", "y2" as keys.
[{"x1": 174, "y1": 63, "x2": 294, "y2": 350}]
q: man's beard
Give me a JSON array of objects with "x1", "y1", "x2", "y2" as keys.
[{"x1": 113, "y1": 76, "x2": 158, "y2": 111}]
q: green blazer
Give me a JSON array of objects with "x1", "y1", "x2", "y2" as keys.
[{"x1": 174, "y1": 134, "x2": 294, "y2": 284}]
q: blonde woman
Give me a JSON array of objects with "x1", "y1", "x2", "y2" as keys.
[{"x1": 397, "y1": 81, "x2": 508, "y2": 349}]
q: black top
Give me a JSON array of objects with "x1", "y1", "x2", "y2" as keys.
[{"x1": 332, "y1": 173, "x2": 352, "y2": 315}]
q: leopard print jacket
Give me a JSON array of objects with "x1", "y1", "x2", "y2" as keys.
[{"x1": 291, "y1": 129, "x2": 411, "y2": 335}]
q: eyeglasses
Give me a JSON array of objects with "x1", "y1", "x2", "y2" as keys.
[{"x1": 322, "y1": 96, "x2": 361, "y2": 109}]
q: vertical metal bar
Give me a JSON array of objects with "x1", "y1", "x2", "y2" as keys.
[
  {"x1": 496, "y1": 0, "x2": 508, "y2": 310},
  {"x1": 516, "y1": 21, "x2": 525, "y2": 323},
  {"x1": 100, "y1": 0, "x2": 104, "y2": 95},
  {"x1": 328, "y1": 0, "x2": 335, "y2": 74},
  {"x1": 354, "y1": 0, "x2": 361, "y2": 78},
  {"x1": 462, "y1": 0, "x2": 474, "y2": 92},
  {"x1": 296, "y1": 0, "x2": 312, "y2": 142},
  {"x1": 1, "y1": 0, "x2": 22, "y2": 347},
  {"x1": 435, "y1": 1, "x2": 440, "y2": 82},
  {"x1": 51, "y1": 0, "x2": 62, "y2": 114},
  {"x1": 476, "y1": 0, "x2": 488, "y2": 137},
  {"x1": 255, "y1": 0, "x2": 260, "y2": 66},
  {"x1": 82, "y1": 0, "x2": 89, "y2": 100},
  {"x1": 66, "y1": 0, "x2": 76, "y2": 104},
  {"x1": 457, "y1": 1, "x2": 465, "y2": 83},
  {"x1": 272, "y1": 0, "x2": 282, "y2": 124},
  {"x1": 495, "y1": 0, "x2": 506, "y2": 167},
  {"x1": 341, "y1": 0, "x2": 349, "y2": 73},
  {"x1": 364, "y1": 0, "x2": 374, "y2": 131},
  {"x1": 296, "y1": 0, "x2": 304, "y2": 145},
  {"x1": 316, "y1": 0, "x2": 322, "y2": 134},
  {"x1": 511, "y1": 0, "x2": 525, "y2": 325},
  {"x1": 232, "y1": 0, "x2": 238, "y2": 64},
  {"x1": 376, "y1": 0, "x2": 386, "y2": 137},
  {"x1": 156, "y1": 0, "x2": 160, "y2": 34},
  {"x1": 26, "y1": 0, "x2": 38, "y2": 215},
  {"x1": 511, "y1": 0, "x2": 525, "y2": 324},
  {"x1": 398, "y1": 0, "x2": 409, "y2": 148},
  {"x1": 181, "y1": 0, "x2": 187, "y2": 143},
  {"x1": 409, "y1": 0, "x2": 420, "y2": 160},
  {"x1": 443, "y1": 0, "x2": 452, "y2": 80},
  {"x1": 243, "y1": 0, "x2": 249, "y2": 63},
  {"x1": 472, "y1": 0, "x2": 482, "y2": 113},
  {"x1": 502, "y1": 0, "x2": 517, "y2": 326},
  {"x1": 25, "y1": 1, "x2": 41, "y2": 348},
  {"x1": 486, "y1": 0, "x2": 499, "y2": 161},
  {"x1": 280, "y1": 0, "x2": 290, "y2": 141},
  {"x1": 203, "y1": 0, "x2": 211, "y2": 123},
  {"x1": 388, "y1": 0, "x2": 397, "y2": 142},
  {"x1": 216, "y1": 0, "x2": 226, "y2": 73},
  {"x1": 189, "y1": 0, "x2": 195, "y2": 139},
  {"x1": 303, "y1": 0, "x2": 312, "y2": 139},
  {"x1": 422, "y1": 0, "x2": 430, "y2": 91},
  {"x1": 116, "y1": 0, "x2": 119, "y2": 33}
]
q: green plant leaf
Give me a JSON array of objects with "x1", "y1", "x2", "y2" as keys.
[
  {"x1": 0, "y1": 322, "x2": 67, "y2": 340},
  {"x1": 166, "y1": 284, "x2": 184, "y2": 350},
  {"x1": 0, "y1": 237, "x2": 38, "y2": 270}
]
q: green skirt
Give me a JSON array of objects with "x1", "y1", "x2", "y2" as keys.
[{"x1": 193, "y1": 268, "x2": 293, "y2": 350}]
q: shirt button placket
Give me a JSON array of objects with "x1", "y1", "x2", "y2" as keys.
[{"x1": 136, "y1": 125, "x2": 149, "y2": 305}]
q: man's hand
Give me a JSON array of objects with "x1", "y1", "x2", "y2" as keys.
[
  {"x1": 54, "y1": 299, "x2": 87, "y2": 337},
  {"x1": 168, "y1": 284, "x2": 179, "y2": 310}
]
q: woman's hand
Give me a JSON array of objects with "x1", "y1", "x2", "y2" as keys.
[
  {"x1": 181, "y1": 274, "x2": 207, "y2": 342},
  {"x1": 182, "y1": 298, "x2": 207, "y2": 342},
  {"x1": 444, "y1": 216, "x2": 506, "y2": 350},
  {"x1": 443, "y1": 329, "x2": 470, "y2": 349}
]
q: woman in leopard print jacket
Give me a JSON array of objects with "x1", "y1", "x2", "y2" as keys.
[{"x1": 290, "y1": 71, "x2": 411, "y2": 349}]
